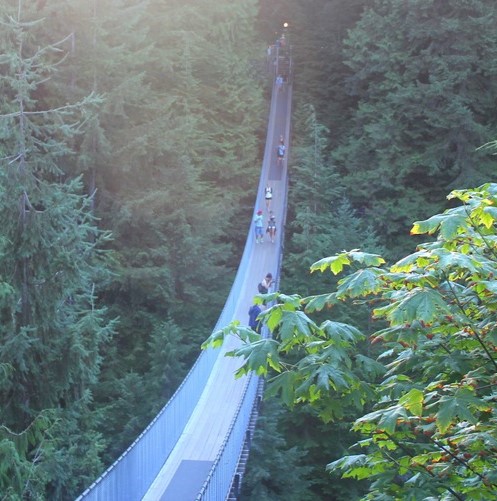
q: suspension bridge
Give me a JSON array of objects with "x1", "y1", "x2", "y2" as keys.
[{"x1": 77, "y1": 47, "x2": 293, "y2": 501}]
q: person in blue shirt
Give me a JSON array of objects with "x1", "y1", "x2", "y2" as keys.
[
  {"x1": 276, "y1": 139, "x2": 286, "y2": 166},
  {"x1": 248, "y1": 303, "x2": 262, "y2": 333},
  {"x1": 254, "y1": 209, "x2": 264, "y2": 243}
]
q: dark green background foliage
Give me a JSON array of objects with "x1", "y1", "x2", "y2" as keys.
[
  {"x1": 1, "y1": 0, "x2": 497, "y2": 498},
  {"x1": 0, "y1": 0, "x2": 263, "y2": 497}
]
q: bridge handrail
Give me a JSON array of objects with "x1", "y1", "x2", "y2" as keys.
[{"x1": 195, "y1": 372, "x2": 258, "y2": 501}]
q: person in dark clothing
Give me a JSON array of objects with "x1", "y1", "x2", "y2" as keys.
[
  {"x1": 258, "y1": 273, "x2": 274, "y2": 294},
  {"x1": 248, "y1": 303, "x2": 262, "y2": 333}
]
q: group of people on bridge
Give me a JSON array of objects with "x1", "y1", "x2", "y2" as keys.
[
  {"x1": 267, "y1": 31, "x2": 290, "y2": 86},
  {"x1": 253, "y1": 184, "x2": 279, "y2": 244},
  {"x1": 248, "y1": 31, "x2": 291, "y2": 335},
  {"x1": 253, "y1": 209, "x2": 277, "y2": 245}
]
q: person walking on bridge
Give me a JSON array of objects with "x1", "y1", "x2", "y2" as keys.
[
  {"x1": 254, "y1": 209, "x2": 264, "y2": 244},
  {"x1": 248, "y1": 302, "x2": 263, "y2": 333},
  {"x1": 276, "y1": 138, "x2": 286, "y2": 167},
  {"x1": 265, "y1": 185, "x2": 273, "y2": 211},
  {"x1": 266, "y1": 211, "x2": 277, "y2": 243}
]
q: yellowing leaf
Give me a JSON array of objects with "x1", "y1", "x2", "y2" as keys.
[
  {"x1": 391, "y1": 250, "x2": 432, "y2": 272},
  {"x1": 347, "y1": 251, "x2": 386, "y2": 267},
  {"x1": 479, "y1": 208, "x2": 495, "y2": 229},
  {"x1": 411, "y1": 214, "x2": 446, "y2": 235},
  {"x1": 398, "y1": 388, "x2": 424, "y2": 416},
  {"x1": 311, "y1": 254, "x2": 351, "y2": 275},
  {"x1": 304, "y1": 292, "x2": 339, "y2": 313}
]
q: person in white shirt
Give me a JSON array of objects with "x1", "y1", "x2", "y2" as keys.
[{"x1": 265, "y1": 185, "x2": 273, "y2": 210}]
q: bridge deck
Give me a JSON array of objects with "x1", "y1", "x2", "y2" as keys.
[{"x1": 142, "y1": 83, "x2": 292, "y2": 501}]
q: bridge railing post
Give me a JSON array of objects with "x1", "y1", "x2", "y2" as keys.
[{"x1": 233, "y1": 473, "x2": 240, "y2": 498}]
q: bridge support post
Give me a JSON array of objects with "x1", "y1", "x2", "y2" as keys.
[
  {"x1": 246, "y1": 430, "x2": 252, "y2": 448},
  {"x1": 233, "y1": 473, "x2": 240, "y2": 498}
]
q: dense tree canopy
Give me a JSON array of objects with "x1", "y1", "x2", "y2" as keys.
[
  {"x1": 0, "y1": 0, "x2": 265, "y2": 497},
  {"x1": 251, "y1": 3, "x2": 497, "y2": 493},
  {"x1": 3, "y1": 0, "x2": 497, "y2": 498},
  {"x1": 334, "y1": 0, "x2": 497, "y2": 254},
  {"x1": 0, "y1": 3, "x2": 113, "y2": 496}
]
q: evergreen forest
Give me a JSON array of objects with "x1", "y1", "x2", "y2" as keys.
[{"x1": 2, "y1": 0, "x2": 497, "y2": 500}]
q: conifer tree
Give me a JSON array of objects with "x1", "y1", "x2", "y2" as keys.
[
  {"x1": 0, "y1": 2, "x2": 112, "y2": 497},
  {"x1": 334, "y1": 0, "x2": 497, "y2": 254},
  {"x1": 32, "y1": 0, "x2": 268, "y2": 467},
  {"x1": 284, "y1": 105, "x2": 384, "y2": 300}
]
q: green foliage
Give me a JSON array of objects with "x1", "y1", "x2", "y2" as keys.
[
  {"x1": 204, "y1": 294, "x2": 378, "y2": 423},
  {"x1": 205, "y1": 184, "x2": 497, "y2": 499},
  {"x1": 0, "y1": 3, "x2": 112, "y2": 498},
  {"x1": 95, "y1": 319, "x2": 189, "y2": 464},
  {"x1": 1, "y1": 0, "x2": 266, "y2": 497},
  {"x1": 0, "y1": 411, "x2": 54, "y2": 499},
  {"x1": 265, "y1": 0, "x2": 366, "y2": 138}
]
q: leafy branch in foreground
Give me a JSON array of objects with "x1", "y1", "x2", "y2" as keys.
[{"x1": 204, "y1": 183, "x2": 497, "y2": 499}]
